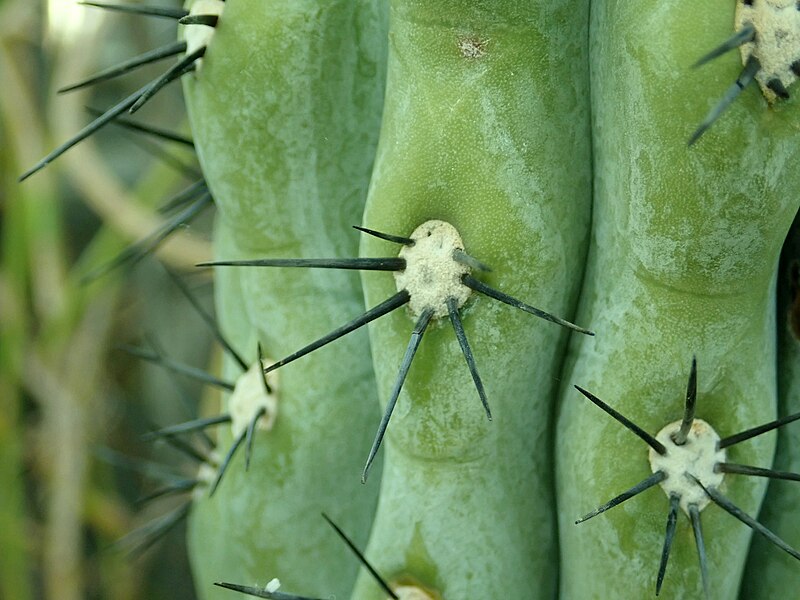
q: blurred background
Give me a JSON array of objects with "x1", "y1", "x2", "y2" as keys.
[{"x1": 0, "y1": 1, "x2": 221, "y2": 598}]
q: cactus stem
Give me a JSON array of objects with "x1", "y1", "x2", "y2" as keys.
[{"x1": 362, "y1": 308, "x2": 434, "y2": 484}]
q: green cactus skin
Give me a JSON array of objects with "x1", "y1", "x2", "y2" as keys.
[
  {"x1": 354, "y1": 1, "x2": 592, "y2": 597},
  {"x1": 741, "y1": 215, "x2": 800, "y2": 598},
  {"x1": 556, "y1": 1, "x2": 800, "y2": 598},
  {"x1": 181, "y1": 1, "x2": 389, "y2": 598}
]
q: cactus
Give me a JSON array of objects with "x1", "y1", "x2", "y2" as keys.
[{"x1": 9, "y1": 0, "x2": 800, "y2": 599}]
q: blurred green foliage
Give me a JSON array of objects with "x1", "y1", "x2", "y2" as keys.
[{"x1": 0, "y1": 1, "x2": 218, "y2": 598}]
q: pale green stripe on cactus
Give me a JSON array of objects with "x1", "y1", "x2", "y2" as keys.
[
  {"x1": 556, "y1": 1, "x2": 800, "y2": 598},
  {"x1": 355, "y1": 1, "x2": 592, "y2": 597},
  {"x1": 181, "y1": 1, "x2": 389, "y2": 598}
]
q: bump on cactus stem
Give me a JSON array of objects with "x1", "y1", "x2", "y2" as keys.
[
  {"x1": 575, "y1": 358, "x2": 800, "y2": 594},
  {"x1": 118, "y1": 267, "x2": 282, "y2": 504},
  {"x1": 689, "y1": 0, "x2": 800, "y2": 144},
  {"x1": 203, "y1": 219, "x2": 593, "y2": 482}
]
